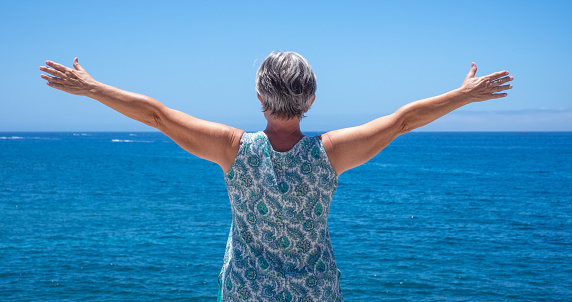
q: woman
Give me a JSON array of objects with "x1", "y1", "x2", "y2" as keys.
[{"x1": 40, "y1": 51, "x2": 513, "y2": 301}]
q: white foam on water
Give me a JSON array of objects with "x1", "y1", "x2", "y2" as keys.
[{"x1": 0, "y1": 136, "x2": 24, "y2": 140}]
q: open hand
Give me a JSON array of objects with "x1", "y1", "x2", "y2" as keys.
[
  {"x1": 40, "y1": 58, "x2": 97, "y2": 96},
  {"x1": 460, "y1": 63, "x2": 513, "y2": 102}
]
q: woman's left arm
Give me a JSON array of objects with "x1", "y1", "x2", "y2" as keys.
[
  {"x1": 321, "y1": 63, "x2": 514, "y2": 175},
  {"x1": 40, "y1": 58, "x2": 244, "y2": 172}
]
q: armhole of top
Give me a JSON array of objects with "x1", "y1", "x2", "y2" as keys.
[
  {"x1": 317, "y1": 135, "x2": 339, "y2": 178},
  {"x1": 224, "y1": 132, "x2": 248, "y2": 177}
]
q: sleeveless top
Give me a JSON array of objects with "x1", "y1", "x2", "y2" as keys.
[{"x1": 219, "y1": 131, "x2": 343, "y2": 301}]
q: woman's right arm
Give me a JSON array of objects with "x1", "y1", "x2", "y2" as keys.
[
  {"x1": 321, "y1": 63, "x2": 513, "y2": 175},
  {"x1": 40, "y1": 58, "x2": 244, "y2": 172}
]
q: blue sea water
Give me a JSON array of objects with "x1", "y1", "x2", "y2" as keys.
[{"x1": 1, "y1": 132, "x2": 571, "y2": 301}]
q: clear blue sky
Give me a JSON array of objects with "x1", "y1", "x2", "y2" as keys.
[{"x1": 1, "y1": 0, "x2": 570, "y2": 132}]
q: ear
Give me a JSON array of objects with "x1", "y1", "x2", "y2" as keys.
[
  {"x1": 305, "y1": 95, "x2": 316, "y2": 113},
  {"x1": 257, "y1": 93, "x2": 264, "y2": 104}
]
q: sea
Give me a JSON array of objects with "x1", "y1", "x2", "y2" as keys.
[{"x1": 1, "y1": 132, "x2": 571, "y2": 301}]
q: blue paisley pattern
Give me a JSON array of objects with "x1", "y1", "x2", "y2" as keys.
[{"x1": 219, "y1": 131, "x2": 343, "y2": 301}]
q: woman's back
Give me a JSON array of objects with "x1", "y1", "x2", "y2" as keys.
[{"x1": 220, "y1": 131, "x2": 343, "y2": 301}]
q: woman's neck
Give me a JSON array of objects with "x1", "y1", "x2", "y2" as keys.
[{"x1": 263, "y1": 114, "x2": 304, "y2": 152}]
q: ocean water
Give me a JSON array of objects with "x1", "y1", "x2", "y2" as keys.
[{"x1": 1, "y1": 132, "x2": 571, "y2": 301}]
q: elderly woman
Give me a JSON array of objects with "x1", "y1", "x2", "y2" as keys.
[{"x1": 40, "y1": 51, "x2": 512, "y2": 301}]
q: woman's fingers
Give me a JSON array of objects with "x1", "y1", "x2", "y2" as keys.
[
  {"x1": 45, "y1": 60, "x2": 73, "y2": 73},
  {"x1": 42, "y1": 58, "x2": 94, "y2": 96},
  {"x1": 495, "y1": 84, "x2": 513, "y2": 92},
  {"x1": 41, "y1": 60, "x2": 83, "y2": 85},
  {"x1": 41, "y1": 73, "x2": 77, "y2": 85},
  {"x1": 46, "y1": 80, "x2": 80, "y2": 93},
  {"x1": 41, "y1": 72, "x2": 81, "y2": 88},
  {"x1": 460, "y1": 64, "x2": 513, "y2": 102},
  {"x1": 490, "y1": 92, "x2": 508, "y2": 99},
  {"x1": 41, "y1": 74, "x2": 64, "y2": 84},
  {"x1": 465, "y1": 62, "x2": 477, "y2": 80},
  {"x1": 40, "y1": 66, "x2": 66, "y2": 78},
  {"x1": 492, "y1": 76, "x2": 514, "y2": 85},
  {"x1": 46, "y1": 81, "x2": 68, "y2": 91},
  {"x1": 73, "y1": 57, "x2": 85, "y2": 71},
  {"x1": 484, "y1": 70, "x2": 509, "y2": 81}
]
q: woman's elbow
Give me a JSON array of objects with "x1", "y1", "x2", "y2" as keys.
[
  {"x1": 387, "y1": 110, "x2": 411, "y2": 136},
  {"x1": 142, "y1": 101, "x2": 166, "y2": 129},
  {"x1": 398, "y1": 119, "x2": 416, "y2": 135},
  {"x1": 144, "y1": 112, "x2": 161, "y2": 128}
]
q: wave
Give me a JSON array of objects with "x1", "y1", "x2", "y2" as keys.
[
  {"x1": 110, "y1": 139, "x2": 153, "y2": 143},
  {"x1": 0, "y1": 136, "x2": 24, "y2": 140},
  {"x1": 0, "y1": 136, "x2": 60, "y2": 140}
]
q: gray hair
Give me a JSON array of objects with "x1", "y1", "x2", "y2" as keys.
[{"x1": 255, "y1": 51, "x2": 317, "y2": 119}]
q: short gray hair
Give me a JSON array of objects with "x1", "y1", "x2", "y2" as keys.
[{"x1": 255, "y1": 51, "x2": 317, "y2": 119}]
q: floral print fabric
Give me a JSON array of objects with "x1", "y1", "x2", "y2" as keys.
[{"x1": 219, "y1": 131, "x2": 343, "y2": 301}]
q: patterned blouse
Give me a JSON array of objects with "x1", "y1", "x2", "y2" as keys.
[{"x1": 219, "y1": 131, "x2": 343, "y2": 301}]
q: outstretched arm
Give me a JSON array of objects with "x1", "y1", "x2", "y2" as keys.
[
  {"x1": 321, "y1": 63, "x2": 513, "y2": 175},
  {"x1": 40, "y1": 58, "x2": 244, "y2": 172}
]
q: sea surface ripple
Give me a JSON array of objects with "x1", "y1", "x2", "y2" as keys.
[{"x1": 1, "y1": 132, "x2": 571, "y2": 301}]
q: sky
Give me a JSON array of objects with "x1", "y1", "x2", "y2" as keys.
[{"x1": 1, "y1": 0, "x2": 571, "y2": 132}]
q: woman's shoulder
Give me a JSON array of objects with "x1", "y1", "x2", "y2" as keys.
[{"x1": 240, "y1": 131, "x2": 266, "y2": 145}]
